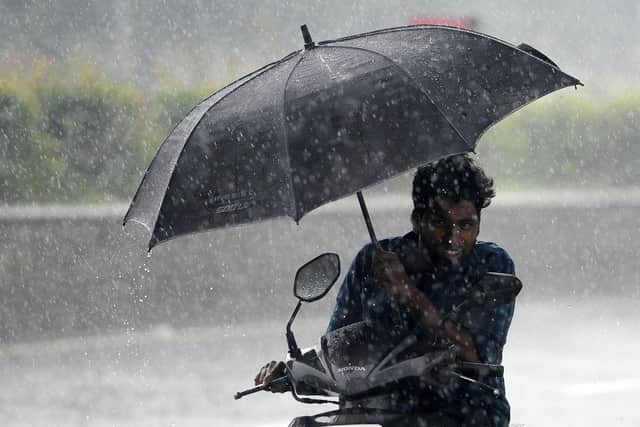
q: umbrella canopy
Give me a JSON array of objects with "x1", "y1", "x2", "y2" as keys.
[{"x1": 124, "y1": 25, "x2": 581, "y2": 249}]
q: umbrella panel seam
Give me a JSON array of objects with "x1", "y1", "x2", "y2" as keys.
[{"x1": 282, "y1": 53, "x2": 307, "y2": 222}]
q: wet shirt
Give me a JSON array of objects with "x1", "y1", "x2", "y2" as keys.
[{"x1": 327, "y1": 232, "x2": 516, "y2": 423}]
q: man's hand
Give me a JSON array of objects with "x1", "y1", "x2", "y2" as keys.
[
  {"x1": 372, "y1": 248, "x2": 438, "y2": 325},
  {"x1": 254, "y1": 360, "x2": 288, "y2": 392},
  {"x1": 372, "y1": 248, "x2": 480, "y2": 362},
  {"x1": 372, "y1": 249, "x2": 438, "y2": 326},
  {"x1": 372, "y1": 248, "x2": 413, "y2": 301}
]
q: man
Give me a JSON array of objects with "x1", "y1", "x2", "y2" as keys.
[{"x1": 257, "y1": 154, "x2": 516, "y2": 426}]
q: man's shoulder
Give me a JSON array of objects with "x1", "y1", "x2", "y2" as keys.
[
  {"x1": 472, "y1": 241, "x2": 515, "y2": 274},
  {"x1": 473, "y1": 240, "x2": 511, "y2": 256}
]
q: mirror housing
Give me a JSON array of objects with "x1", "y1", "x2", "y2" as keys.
[
  {"x1": 469, "y1": 272, "x2": 522, "y2": 309},
  {"x1": 294, "y1": 253, "x2": 341, "y2": 302}
]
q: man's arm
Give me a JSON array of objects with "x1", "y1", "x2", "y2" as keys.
[
  {"x1": 373, "y1": 249, "x2": 480, "y2": 362},
  {"x1": 463, "y1": 244, "x2": 516, "y2": 364}
]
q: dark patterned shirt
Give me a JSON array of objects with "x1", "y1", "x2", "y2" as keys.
[{"x1": 328, "y1": 231, "x2": 516, "y2": 424}]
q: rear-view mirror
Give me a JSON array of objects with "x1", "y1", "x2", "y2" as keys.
[
  {"x1": 294, "y1": 253, "x2": 340, "y2": 303},
  {"x1": 469, "y1": 272, "x2": 523, "y2": 309}
]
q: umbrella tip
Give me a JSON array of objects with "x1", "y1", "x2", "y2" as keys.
[{"x1": 300, "y1": 24, "x2": 315, "y2": 49}]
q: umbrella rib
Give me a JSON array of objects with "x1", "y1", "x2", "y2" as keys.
[
  {"x1": 319, "y1": 44, "x2": 475, "y2": 151},
  {"x1": 126, "y1": 52, "x2": 300, "y2": 247},
  {"x1": 319, "y1": 24, "x2": 474, "y2": 45},
  {"x1": 472, "y1": 77, "x2": 579, "y2": 144},
  {"x1": 319, "y1": 25, "x2": 568, "y2": 73},
  {"x1": 281, "y1": 53, "x2": 307, "y2": 221},
  {"x1": 165, "y1": 50, "x2": 301, "y2": 156}
]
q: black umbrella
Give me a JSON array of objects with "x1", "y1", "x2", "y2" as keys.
[{"x1": 124, "y1": 24, "x2": 581, "y2": 250}]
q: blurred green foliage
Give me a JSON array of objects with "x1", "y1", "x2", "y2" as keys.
[
  {"x1": 36, "y1": 83, "x2": 147, "y2": 202},
  {"x1": 0, "y1": 76, "x2": 208, "y2": 203},
  {"x1": 0, "y1": 76, "x2": 638, "y2": 204},
  {"x1": 477, "y1": 92, "x2": 640, "y2": 189}
]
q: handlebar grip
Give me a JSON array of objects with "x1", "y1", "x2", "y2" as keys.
[
  {"x1": 457, "y1": 362, "x2": 504, "y2": 378},
  {"x1": 234, "y1": 376, "x2": 289, "y2": 400}
]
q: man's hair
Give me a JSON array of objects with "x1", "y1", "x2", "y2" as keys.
[{"x1": 412, "y1": 154, "x2": 495, "y2": 212}]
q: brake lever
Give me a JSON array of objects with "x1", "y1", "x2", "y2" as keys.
[{"x1": 443, "y1": 369, "x2": 501, "y2": 397}]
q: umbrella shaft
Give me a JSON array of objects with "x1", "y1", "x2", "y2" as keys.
[{"x1": 356, "y1": 191, "x2": 381, "y2": 250}]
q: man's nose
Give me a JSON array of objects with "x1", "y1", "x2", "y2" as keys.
[{"x1": 447, "y1": 226, "x2": 463, "y2": 244}]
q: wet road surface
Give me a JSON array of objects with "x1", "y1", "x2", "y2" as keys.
[{"x1": 1, "y1": 297, "x2": 639, "y2": 427}]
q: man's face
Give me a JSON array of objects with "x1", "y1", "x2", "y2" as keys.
[{"x1": 415, "y1": 197, "x2": 480, "y2": 267}]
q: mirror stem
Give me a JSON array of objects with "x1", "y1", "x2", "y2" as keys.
[{"x1": 286, "y1": 301, "x2": 303, "y2": 358}]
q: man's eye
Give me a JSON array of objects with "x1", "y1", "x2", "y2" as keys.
[{"x1": 460, "y1": 222, "x2": 474, "y2": 230}]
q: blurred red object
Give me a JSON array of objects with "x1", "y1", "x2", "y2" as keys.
[{"x1": 408, "y1": 16, "x2": 477, "y2": 30}]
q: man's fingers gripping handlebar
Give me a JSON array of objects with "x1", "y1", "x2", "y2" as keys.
[
  {"x1": 457, "y1": 361, "x2": 504, "y2": 378},
  {"x1": 235, "y1": 360, "x2": 290, "y2": 400},
  {"x1": 234, "y1": 375, "x2": 290, "y2": 400}
]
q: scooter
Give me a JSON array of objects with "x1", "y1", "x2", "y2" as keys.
[{"x1": 235, "y1": 252, "x2": 522, "y2": 426}]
